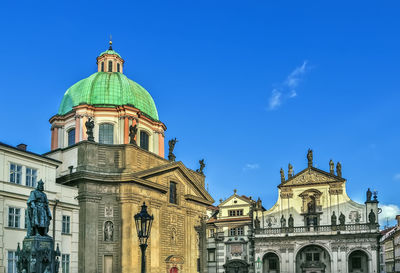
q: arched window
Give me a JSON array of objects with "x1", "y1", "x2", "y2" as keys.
[
  {"x1": 99, "y1": 124, "x2": 114, "y2": 144},
  {"x1": 140, "y1": 131, "x2": 149, "y2": 150},
  {"x1": 108, "y1": 61, "x2": 113, "y2": 72},
  {"x1": 67, "y1": 129, "x2": 75, "y2": 146},
  {"x1": 117, "y1": 63, "x2": 120, "y2": 72},
  {"x1": 101, "y1": 62, "x2": 104, "y2": 72}
]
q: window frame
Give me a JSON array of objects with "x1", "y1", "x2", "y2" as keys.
[
  {"x1": 139, "y1": 130, "x2": 150, "y2": 151},
  {"x1": 117, "y1": 63, "x2": 120, "y2": 72},
  {"x1": 8, "y1": 250, "x2": 17, "y2": 273},
  {"x1": 169, "y1": 181, "x2": 178, "y2": 204},
  {"x1": 67, "y1": 128, "x2": 75, "y2": 147},
  {"x1": 62, "y1": 254, "x2": 70, "y2": 273},
  {"x1": 99, "y1": 123, "x2": 114, "y2": 145},
  {"x1": 26, "y1": 167, "x2": 37, "y2": 188},
  {"x1": 9, "y1": 163, "x2": 22, "y2": 184},
  {"x1": 208, "y1": 249, "x2": 216, "y2": 262},
  {"x1": 62, "y1": 215, "x2": 71, "y2": 234},
  {"x1": 101, "y1": 62, "x2": 104, "y2": 72},
  {"x1": 108, "y1": 61, "x2": 112, "y2": 72},
  {"x1": 8, "y1": 207, "x2": 21, "y2": 228}
]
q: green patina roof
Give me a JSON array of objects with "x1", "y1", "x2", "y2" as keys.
[
  {"x1": 99, "y1": 49, "x2": 121, "y2": 58},
  {"x1": 58, "y1": 72, "x2": 159, "y2": 120}
]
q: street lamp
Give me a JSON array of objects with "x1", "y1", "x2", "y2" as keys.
[{"x1": 134, "y1": 202, "x2": 154, "y2": 273}]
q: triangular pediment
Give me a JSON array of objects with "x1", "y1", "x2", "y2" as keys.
[
  {"x1": 280, "y1": 167, "x2": 344, "y2": 187},
  {"x1": 132, "y1": 161, "x2": 214, "y2": 205},
  {"x1": 219, "y1": 193, "x2": 253, "y2": 207}
]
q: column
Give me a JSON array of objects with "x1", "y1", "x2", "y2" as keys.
[
  {"x1": 75, "y1": 116, "x2": 81, "y2": 143},
  {"x1": 82, "y1": 116, "x2": 88, "y2": 140},
  {"x1": 158, "y1": 133, "x2": 165, "y2": 158},
  {"x1": 124, "y1": 117, "x2": 129, "y2": 144}
]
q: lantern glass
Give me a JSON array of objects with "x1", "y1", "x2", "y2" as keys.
[{"x1": 134, "y1": 202, "x2": 154, "y2": 245}]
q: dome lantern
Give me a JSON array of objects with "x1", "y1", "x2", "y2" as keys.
[{"x1": 96, "y1": 38, "x2": 125, "y2": 73}]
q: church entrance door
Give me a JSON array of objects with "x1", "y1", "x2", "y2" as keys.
[
  {"x1": 170, "y1": 267, "x2": 178, "y2": 273},
  {"x1": 224, "y1": 260, "x2": 249, "y2": 273}
]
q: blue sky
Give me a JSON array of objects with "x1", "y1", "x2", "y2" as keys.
[{"x1": 1, "y1": 1, "x2": 400, "y2": 226}]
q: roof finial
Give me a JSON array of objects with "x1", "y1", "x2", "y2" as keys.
[{"x1": 109, "y1": 34, "x2": 113, "y2": 50}]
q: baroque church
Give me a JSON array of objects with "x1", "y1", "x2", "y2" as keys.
[
  {"x1": 44, "y1": 41, "x2": 214, "y2": 273},
  {"x1": 253, "y1": 150, "x2": 380, "y2": 273}
]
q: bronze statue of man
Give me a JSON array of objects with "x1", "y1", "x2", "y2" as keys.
[{"x1": 27, "y1": 180, "x2": 52, "y2": 236}]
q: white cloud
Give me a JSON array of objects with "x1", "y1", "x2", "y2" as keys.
[
  {"x1": 379, "y1": 204, "x2": 400, "y2": 226},
  {"x1": 267, "y1": 61, "x2": 308, "y2": 110},
  {"x1": 393, "y1": 174, "x2": 400, "y2": 180},
  {"x1": 243, "y1": 163, "x2": 260, "y2": 171},
  {"x1": 268, "y1": 89, "x2": 282, "y2": 110}
]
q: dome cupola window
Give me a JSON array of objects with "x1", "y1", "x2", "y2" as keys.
[
  {"x1": 140, "y1": 131, "x2": 149, "y2": 151},
  {"x1": 99, "y1": 123, "x2": 114, "y2": 144},
  {"x1": 101, "y1": 62, "x2": 104, "y2": 72},
  {"x1": 108, "y1": 61, "x2": 113, "y2": 72},
  {"x1": 117, "y1": 63, "x2": 120, "y2": 73},
  {"x1": 68, "y1": 128, "x2": 75, "y2": 146}
]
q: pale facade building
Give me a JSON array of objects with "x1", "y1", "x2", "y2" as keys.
[
  {"x1": 0, "y1": 142, "x2": 79, "y2": 273},
  {"x1": 205, "y1": 191, "x2": 259, "y2": 273},
  {"x1": 380, "y1": 216, "x2": 400, "y2": 273},
  {"x1": 253, "y1": 150, "x2": 381, "y2": 273}
]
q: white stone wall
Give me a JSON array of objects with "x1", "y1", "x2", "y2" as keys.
[{"x1": 0, "y1": 144, "x2": 79, "y2": 273}]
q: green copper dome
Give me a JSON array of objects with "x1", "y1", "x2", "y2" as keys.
[{"x1": 58, "y1": 72, "x2": 159, "y2": 120}]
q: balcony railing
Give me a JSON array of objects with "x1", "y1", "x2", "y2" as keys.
[{"x1": 255, "y1": 223, "x2": 379, "y2": 236}]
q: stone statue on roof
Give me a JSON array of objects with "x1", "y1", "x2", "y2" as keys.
[
  {"x1": 129, "y1": 123, "x2": 138, "y2": 145},
  {"x1": 329, "y1": 159, "x2": 334, "y2": 174},
  {"x1": 336, "y1": 162, "x2": 342, "y2": 177},
  {"x1": 196, "y1": 159, "x2": 205, "y2": 175},
  {"x1": 168, "y1": 138, "x2": 178, "y2": 161},
  {"x1": 85, "y1": 117, "x2": 95, "y2": 142},
  {"x1": 280, "y1": 168, "x2": 285, "y2": 183},
  {"x1": 307, "y1": 149, "x2": 313, "y2": 167}
]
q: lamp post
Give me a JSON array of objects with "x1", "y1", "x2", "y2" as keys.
[{"x1": 134, "y1": 202, "x2": 154, "y2": 273}]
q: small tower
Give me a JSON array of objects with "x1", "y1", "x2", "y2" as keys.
[{"x1": 96, "y1": 38, "x2": 125, "y2": 73}]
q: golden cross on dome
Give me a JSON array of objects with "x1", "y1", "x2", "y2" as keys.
[{"x1": 109, "y1": 34, "x2": 113, "y2": 50}]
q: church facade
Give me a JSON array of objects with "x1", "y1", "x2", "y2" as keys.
[
  {"x1": 45, "y1": 41, "x2": 214, "y2": 273},
  {"x1": 253, "y1": 150, "x2": 380, "y2": 273}
]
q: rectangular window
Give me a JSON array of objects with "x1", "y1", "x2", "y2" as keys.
[
  {"x1": 8, "y1": 207, "x2": 20, "y2": 228},
  {"x1": 229, "y1": 210, "x2": 236, "y2": 217},
  {"x1": 237, "y1": 210, "x2": 243, "y2": 216},
  {"x1": 101, "y1": 62, "x2": 104, "y2": 72},
  {"x1": 169, "y1": 182, "x2": 177, "y2": 204},
  {"x1": 229, "y1": 228, "x2": 236, "y2": 236},
  {"x1": 117, "y1": 63, "x2": 120, "y2": 72},
  {"x1": 108, "y1": 61, "x2": 112, "y2": 72},
  {"x1": 9, "y1": 163, "x2": 22, "y2": 184},
  {"x1": 99, "y1": 124, "x2": 114, "y2": 144},
  {"x1": 68, "y1": 129, "x2": 75, "y2": 146},
  {"x1": 306, "y1": 253, "x2": 312, "y2": 262},
  {"x1": 139, "y1": 131, "x2": 149, "y2": 151},
  {"x1": 314, "y1": 253, "x2": 320, "y2": 262},
  {"x1": 209, "y1": 229, "x2": 215, "y2": 238},
  {"x1": 62, "y1": 254, "x2": 70, "y2": 273},
  {"x1": 26, "y1": 167, "x2": 37, "y2": 187},
  {"x1": 208, "y1": 249, "x2": 216, "y2": 262},
  {"x1": 237, "y1": 227, "x2": 244, "y2": 236},
  {"x1": 7, "y1": 251, "x2": 17, "y2": 273},
  {"x1": 62, "y1": 215, "x2": 71, "y2": 234}
]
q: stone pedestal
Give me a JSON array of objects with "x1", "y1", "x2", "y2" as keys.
[{"x1": 16, "y1": 236, "x2": 60, "y2": 273}]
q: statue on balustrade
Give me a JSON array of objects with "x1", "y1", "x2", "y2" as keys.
[
  {"x1": 85, "y1": 117, "x2": 94, "y2": 142},
  {"x1": 339, "y1": 212, "x2": 345, "y2": 226},
  {"x1": 254, "y1": 217, "x2": 260, "y2": 229},
  {"x1": 280, "y1": 168, "x2": 285, "y2": 183},
  {"x1": 331, "y1": 211, "x2": 337, "y2": 226},
  {"x1": 129, "y1": 123, "x2": 138, "y2": 145},
  {"x1": 329, "y1": 159, "x2": 334, "y2": 174},
  {"x1": 288, "y1": 214, "x2": 294, "y2": 228},
  {"x1": 280, "y1": 215, "x2": 286, "y2": 227},
  {"x1": 366, "y1": 188, "x2": 372, "y2": 202},
  {"x1": 368, "y1": 209, "x2": 376, "y2": 225},
  {"x1": 336, "y1": 162, "x2": 342, "y2": 177}
]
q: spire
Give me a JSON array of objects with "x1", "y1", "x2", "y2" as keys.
[{"x1": 109, "y1": 34, "x2": 113, "y2": 50}]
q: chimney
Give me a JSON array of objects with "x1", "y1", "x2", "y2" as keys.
[
  {"x1": 396, "y1": 215, "x2": 400, "y2": 226},
  {"x1": 16, "y1": 144, "x2": 27, "y2": 151}
]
